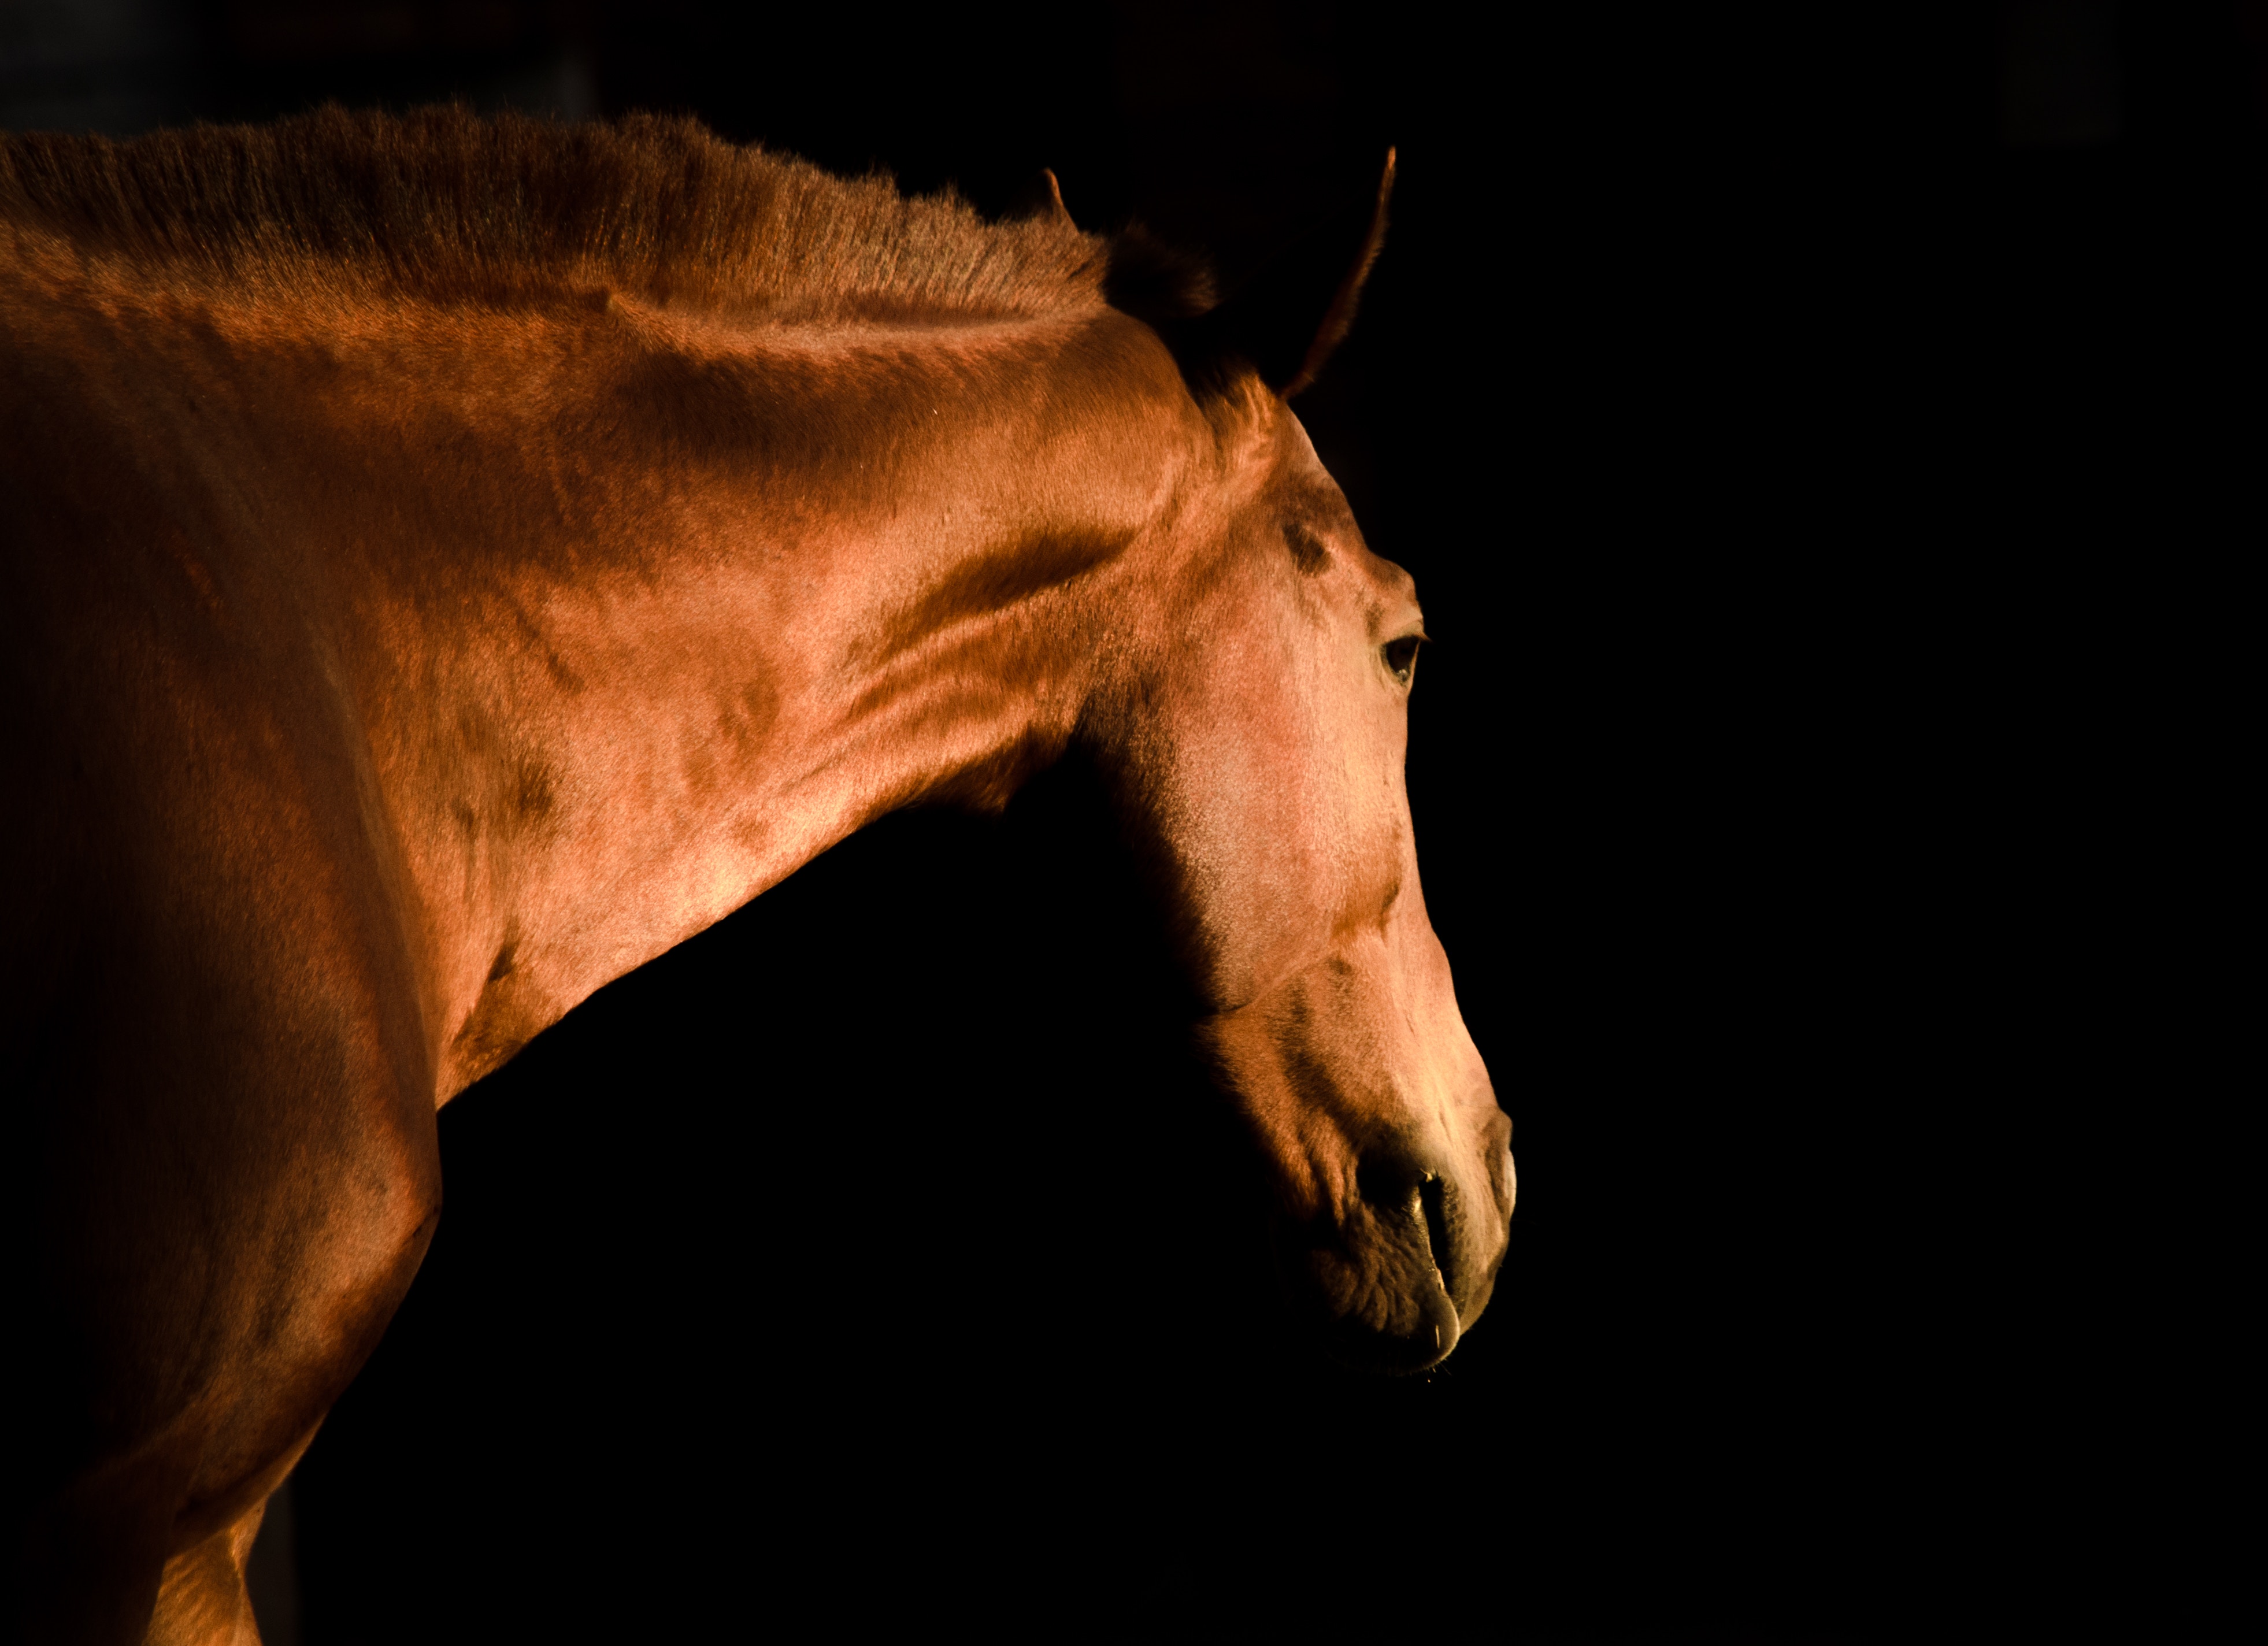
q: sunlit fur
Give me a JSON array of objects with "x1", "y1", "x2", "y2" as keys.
[{"x1": 0, "y1": 109, "x2": 1509, "y2": 1643}]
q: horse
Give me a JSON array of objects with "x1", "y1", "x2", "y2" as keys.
[{"x1": 0, "y1": 107, "x2": 1511, "y2": 1644}]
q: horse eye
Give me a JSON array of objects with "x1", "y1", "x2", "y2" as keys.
[{"x1": 1382, "y1": 636, "x2": 1421, "y2": 685}]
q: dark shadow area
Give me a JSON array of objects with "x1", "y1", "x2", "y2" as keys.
[{"x1": 5, "y1": 2, "x2": 2254, "y2": 1638}]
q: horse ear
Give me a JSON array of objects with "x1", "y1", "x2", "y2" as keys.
[
  {"x1": 1206, "y1": 147, "x2": 1395, "y2": 400},
  {"x1": 1042, "y1": 168, "x2": 1073, "y2": 227}
]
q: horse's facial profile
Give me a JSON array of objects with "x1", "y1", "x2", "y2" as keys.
[{"x1": 1105, "y1": 395, "x2": 1510, "y2": 1373}]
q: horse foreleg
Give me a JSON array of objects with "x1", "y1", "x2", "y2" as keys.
[
  {"x1": 146, "y1": 1510, "x2": 264, "y2": 1646},
  {"x1": 12, "y1": 1017, "x2": 438, "y2": 1645},
  {"x1": 143, "y1": 1422, "x2": 318, "y2": 1646}
]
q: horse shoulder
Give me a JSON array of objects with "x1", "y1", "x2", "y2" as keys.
[{"x1": 2, "y1": 279, "x2": 445, "y2": 1637}]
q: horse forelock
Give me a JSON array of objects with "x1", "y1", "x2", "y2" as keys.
[{"x1": 0, "y1": 106, "x2": 1113, "y2": 324}]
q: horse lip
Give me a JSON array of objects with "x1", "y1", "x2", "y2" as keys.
[
  {"x1": 1318, "y1": 1273, "x2": 1460, "y2": 1375},
  {"x1": 1297, "y1": 1196, "x2": 1464, "y2": 1374},
  {"x1": 1415, "y1": 1276, "x2": 1461, "y2": 1367}
]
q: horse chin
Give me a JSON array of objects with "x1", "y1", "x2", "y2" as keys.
[
  {"x1": 1317, "y1": 1273, "x2": 1463, "y2": 1376},
  {"x1": 1270, "y1": 1174, "x2": 1496, "y2": 1376}
]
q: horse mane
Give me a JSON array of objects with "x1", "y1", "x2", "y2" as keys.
[{"x1": 0, "y1": 105, "x2": 1122, "y2": 324}]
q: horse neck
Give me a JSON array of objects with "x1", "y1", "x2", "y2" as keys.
[{"x1": 312, "y1": 298, "x2": 1208, "y2": 1098}]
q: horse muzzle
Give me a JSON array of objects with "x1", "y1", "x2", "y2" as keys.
[
  {"x1": 1285, "y1": 1120, "x2": 1511, "y2": 1374},
  {"x1": 1203, "y1": 958, "x2": 1514, "y2": 1374}
]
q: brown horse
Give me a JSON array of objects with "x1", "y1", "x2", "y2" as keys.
[{"x1": 0, "y1": 108, "x2": 1510, "y2": 1643}]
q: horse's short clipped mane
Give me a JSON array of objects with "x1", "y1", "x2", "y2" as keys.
[{"x1": 0, "y1": 105, "x2": 1120, "y2": 324}]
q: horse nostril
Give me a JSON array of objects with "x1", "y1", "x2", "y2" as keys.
[
  {"x1": 1418, "y1": 1174, "x2": 1453, "y2": 1294},
  {"x1": 1318, "y1": 1157, "x2": 1464, "y2": 1373},
  {"x1": 1355, "y1": 1154, "x2": 1459, "y2": 1300}
]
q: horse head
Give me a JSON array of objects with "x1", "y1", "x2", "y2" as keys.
[{"x1": 1098, "y1": 155, "x2": 1512, "y2": 1372}]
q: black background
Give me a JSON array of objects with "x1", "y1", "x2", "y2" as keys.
[{"x1": 6, "y1": 5, "x2": 2255, "y2": 1640}]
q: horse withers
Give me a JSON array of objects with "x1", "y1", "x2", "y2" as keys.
[{"x1": 0, "y1": 110, "x2": 1510, "y2": 1643}]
